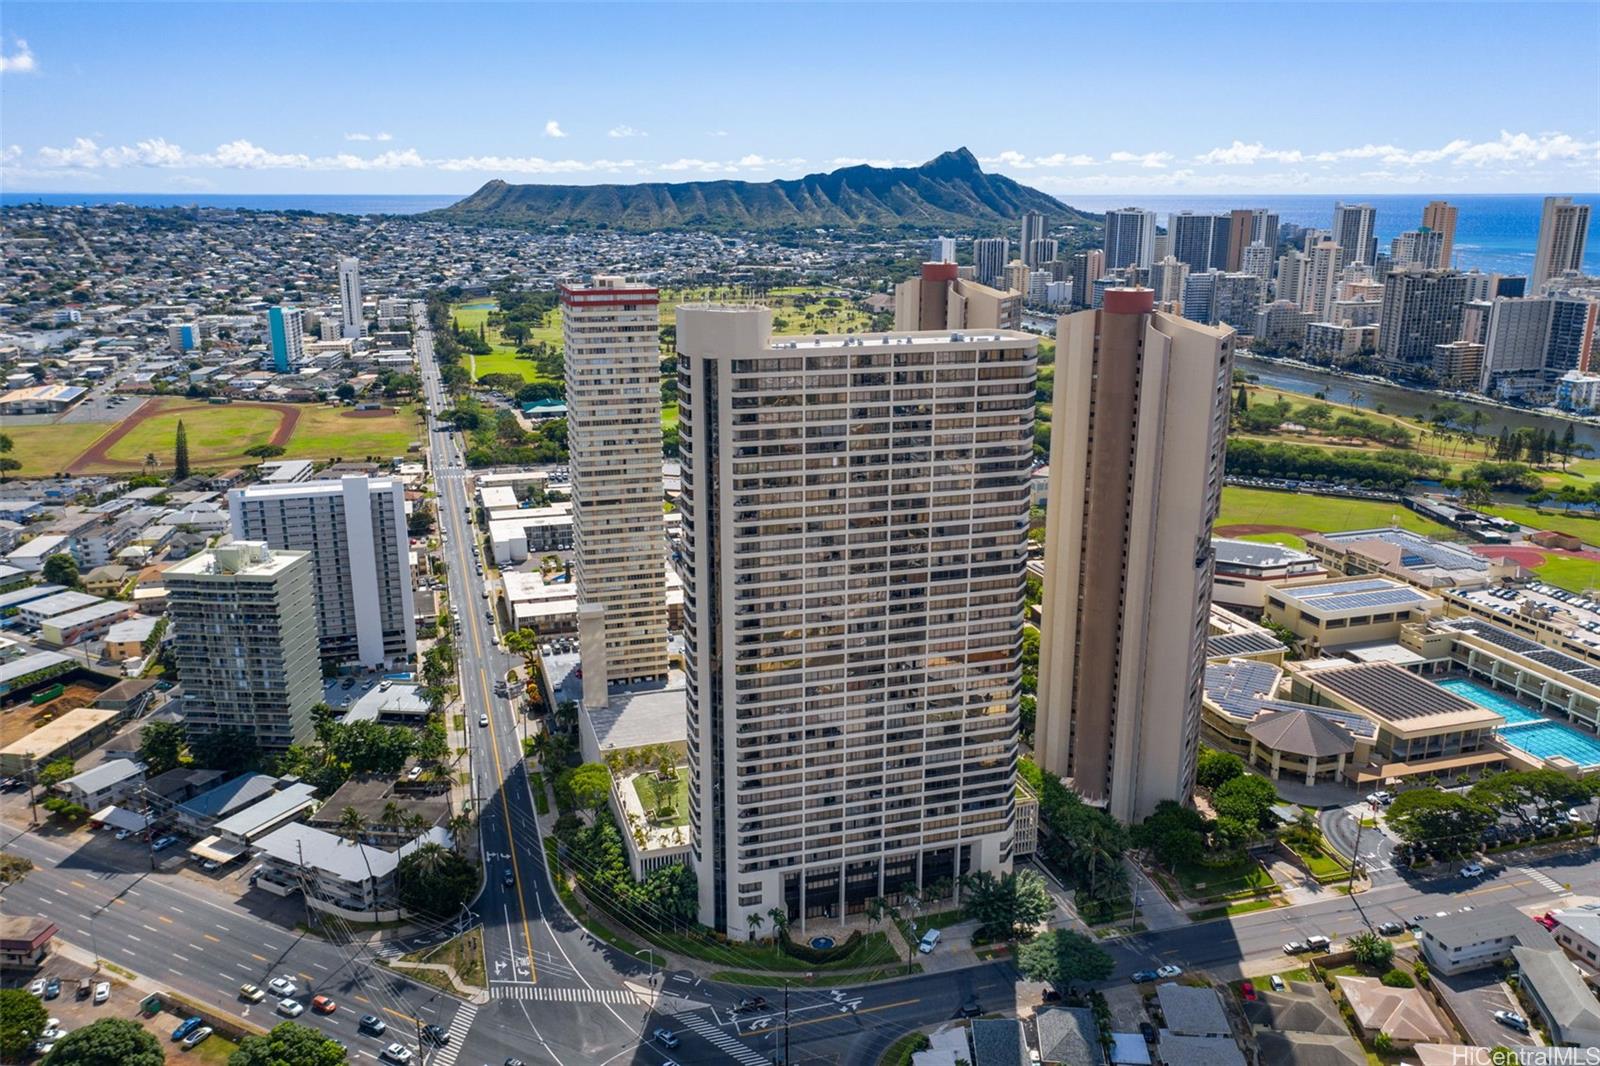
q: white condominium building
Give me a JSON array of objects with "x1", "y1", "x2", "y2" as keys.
[
  {"x1": 338, "y1": 256, "x2": 364, "y2": 340},
  {"x1": 1531, "y1": 196, "x2": 1592, "y2": 292},
  {"x1": 166, "y1": 542, "x2": 321, "y2": 751},
  {"x1": 676, "y1": 305, "x2": 1036, "y2": 938},
  {"x1": 229, "y1": 475, "x2": 415, "y2": 667},
  {"x1": 562, "y1": 276, "x2": 670, "y2": 685}
]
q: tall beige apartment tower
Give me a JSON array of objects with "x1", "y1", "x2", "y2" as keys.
[
  {"x1": 1421, "y1": 200, "x2": 1458, "y2": 269},
  {"x1": 561, "y1": 276, "x2": 670, "y2": 685},
  {"x1": 1531, "y1": 196, "x2": 1592, "y2": 292},
  {"x1": 1036, "y1": 288, "x2": 1234, "y2": 822},
  {"x1": 894, "y1": 262, "x2": 1022, "y2": 331},
  {"x1": 676, "y1": 305, "x2": 1036, "y2": 937}
]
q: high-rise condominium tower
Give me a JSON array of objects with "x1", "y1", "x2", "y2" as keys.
[
  {"x1": 167, "y1": 541, "x2": 321, "y2": 751},
  {"x1": 268, "y1": 306, "x2": 304, "y2": 373},
  {"x1": 1104, "y1": 207, "x2": 1157, "y2": 270},
  {"x1": 338, "y1": 256, "x2": 364, "y2": 341},
  {"x1": 894, "y1": 262, "x2": 1022, "y2": 331},
  {"x1": 1421, "y1": 200, "x2": 1458, "y2": 268},
  {"x1": 1531, "y1": 196, "x2": 1593, "y2": 291},
  {"x1": 1070, "y1": 250, "x2": 1105, "y2": 310},
  {"x1": 676, "y1": 305, "x2": 1036, "y2": 937},
  {"x1": 1377, "y1": 269, "x2": 1468, "y2": 375},
  {"x1": 928, "y1": 236, "x2": 957, "y2": 264},
  {"x1": 229, "y1": 475, "x2": 416, "y2": 667},
  {"x1": 1301, "y1": 241, "x2": 1343, "y2": 320},
  {"x1": 973, "y1": 238, "x2": 1009, "y2": 288},
  {"x1": 1020, "y1": 210, "x2": 1047, "y2": 267},
  {"x1": 562, "y1": 276, "x2": 669, "y2": 685},
  {"x1": 1332, "y1": 203, "x2": 1377, "y2": 268},
  {"x1": 1036, "y1": 288, "x2": 1234, "y2": 822}
]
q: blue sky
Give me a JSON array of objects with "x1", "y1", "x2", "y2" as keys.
[{"x1": 3, "y1": 2, "x2": 1597, "y2": 196}]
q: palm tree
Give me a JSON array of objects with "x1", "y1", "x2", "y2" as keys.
[
  {"x1": 381, "y1": 800, "x2": 405, "y2": 831},
  {"x1": 745, "y1": 912, "x2": 764, "y2": 943},
  {"x1": 406, "y1": 840, "x2": 450, "y2": 880},
  {"x1": 401, "y1": 812, "x2": 429, "y2": 838},
  {"x1": 766, "y1": 906, "x2": 789, "y2": 940},
  {"x1": 337, "y1": 806, "x2": 367, "y2": 844},
  {"x1": 143, "y1": 452, "x2": 158, "y2": 474},
  {"x1": 445, "y1": 812, "x2": 473, "y2": 854}
]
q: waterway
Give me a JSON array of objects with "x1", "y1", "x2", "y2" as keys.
[{"x1": 1235, "y1": 352, "x2": 1600, "y2": 454}]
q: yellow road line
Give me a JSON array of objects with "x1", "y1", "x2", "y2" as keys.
[
  {"x1": 353, "y1": 994, "x2": 370, "y2": 1005},
  {"x1": 112, "y1": 898, "x2": 126, "y2": 906},
  {"x1": 250, "y1": 952, "x2": 267, "y2": 961},
  {"x1": 774, "y1": 998, "x2": 921, "y2": 1033},
  {"x1": 472, "y1": 610, "x2": 538, "y2": 983},
  {"x1": 70, "y1": 880, "x2": 88, "y2": 889},
  {"x1": 203, "y1": 933, "x2": 221, "y2": 942},
  {"x1": 157, "y1": 915, "x2": 173, "y2": 924}
]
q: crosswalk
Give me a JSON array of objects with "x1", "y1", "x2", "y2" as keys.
[
  {"x1": 490, "y1": 984, "x2": 641, "y2": 1004},
  {"x1": 1516, "y1": 865, "x2": 1572, "y2": 896},
  {"x1": 670, "y1": 1011, "x2": 770, "y2": 1066},
  {"x1": 426, "y1": 1003, "x2": 478, "y2": 1066}
]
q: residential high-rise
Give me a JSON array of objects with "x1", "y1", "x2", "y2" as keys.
[
  {"x1": 1421, "y1": 201, "x2": 1458, "y2": 268},
  {"x1": 1028, "y1": 238, "x2": 1060, "y2": 269},
  {"x1": 267, "y1": 306, "x2": 305, "y2": 373},
  {"x1": 1391, "y1": 229, "x2": 1445, "y2": 271},
  {"x1": 1103, "y1": 207, "x2": 1157, "y2": 270},
  {"x1": 1181, "y1": 270, "x2": 1217, "y2": 324},
  {"x1": 1276, "y1": 250, "x2": 1306, "y2": 307},
  {"x1": 1301, "y1": 242, "x2": 1343, "y2": 320},
  {"x1": 676, "y1": 305, "x2": 1035, "y2": 936},
  {"x1": 1241, "y1": 242, "x2": 1274, "y2": 290},
  {"x1": 1020, "y1": 210, "x2": 1047, "y2": 267},
  {"x1": 1531, "y1": 196, "x2": 1593, "y2": 291},
  {"x1": 894, "y1": 262, "x2": 1022, "y2": 331},
  {"x1": 1225, "y1": 210, "x2": 1254, "y2": 272},
  {"x1": 1377, "y1": 269, "x2": 1468, "y2": 376},
  {"x1": 338, "y1": 256, "x2": 364, "y2": 341},
  {"x1": 1005, "y1": 260, "x2": 1030, "y2": 297},
  {"x1": 167, "y1": 541, "x2": 320, "y2": 751},
  {"x1": 1070, "y1": 250, "x2": 1104, "y2": 309},
  {"x1": 562, "y1": 276, "x2": 669, "y2": 685},
  {"x1": 1212, "y1": 272, "x2": 1263, "y2": 331},
  {"x1": 1151, "y1": 257, "x2": 1190, "y2": 313},
  {"x1": 229, "y1": 475, "x2": 416, "y2": 667},
  {"x1": 1332, "y1": 202, "x2": 1377, "y2": 268},
  {"x1": 928, "y1": 236, "x2": 957, "y2": 264},
  {"x1": 1036, "y1": 289, "x2": 1234, "y2": 822},
  {"x1": 1170, "y1": 212, "x2": 1230, "y2": 273},
  {"x1": 1481, "y1": 297, "x2": 1557, "y2": 394},
  {"x1": 973, "y1": 238, "x2": 1009, "y2": 288}
]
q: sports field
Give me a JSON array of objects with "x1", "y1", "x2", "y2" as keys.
[{"x1": 1216, "y1": 486, "x2": 1456, "y2": 539}]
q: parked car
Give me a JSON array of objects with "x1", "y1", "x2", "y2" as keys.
[
  {"x1": 268, "y1": 976, "x2": 298, "y2": 997},
  {"x1": 240, "y1": 984, "x2": 266, "y2": 1003},
  {"x1": 76, "y1": 978, "x2": 91, "y2": 1000},
  {"x1": 918, "y1": 929, "x2": 941, "y2": 954},
  {"x1": 958, "y1": 998, "x2": 983, "y2": 1018},
  {"x1": 1156, "y1": 965, "x2": 1183, "y2": 978},
  {"x1": 1282, "y1": 941, "x2": 1310, "y2": 955},
  {"x1": 1138, "y1": 1021, "x2": 1156, "y2": 1043},
  {"x1": 278, "y1": 998, "x2": 304, "y2": 1017},
  {"x1": 28, "y1": 979, "x2": 45, "y2": 996},
  {"x1": 360, "y1": 1015, "x2": 387, "y2": 1035},
  {"x1": 151, "y1": 835, "x2": 179, "y2": 851},
  {"x1": 1239, "y1": 980, "x2": 1256, "y2": 1002},
  {"x1": 1377, "y1": 921, "x2": 1405, "y2": 936},
  {"x1": 1460, "y1": 863, "x2": 1486, "y2": 878},
  {"x1": 182, "y1": 1027, "x2": 214, "y2": 1049},
  {"x1": 171, "y1": 1017, "x2": 204, "y2": 1041},
  {"x1": 1131, "y1": 969, "x2": 1160, "y2": 982},
  {"x1": 93, "y1": 981, "x2": 110, "y2": 1005},
  {"x1": 1268, "y1": 974, "x2": 1286, "y2": 992},
  {"x1": 44, "y1": 978, "x2": 61, "y2": 999},
  {"x1": 652, "y1": 1029, "x2": 681, "y2": 1049},
  {"x1": 1305, "y1": 936, "x2": 1331, "y2": 952},
  {"x1": 1493, "y1": 1010, "x2": 1530, "y2": 1033}
]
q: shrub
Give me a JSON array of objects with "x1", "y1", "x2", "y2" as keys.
[{"x1": 1380, "y1": 969, "x2": 1414, "y2": 988}]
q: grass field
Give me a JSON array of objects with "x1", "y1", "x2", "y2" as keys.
[
  {"x1": 1531, "y1": 554, "x2": 1600, "y2": 593},
  {"x1": 287, "y1": 404, "x2": 424, "y2": 458},
  {"x1": 105, "y1": 404, "x2": 287, "y2": 466},
  {"x1": 467, "y1": 349, "x2": 560, "y2": 385},
  {"x1": 1218, "y1": 486, "x2": 1457, "y2": 538},
  {"x1": 661, "y1": 402, "x2": 679, "y2": 431},
  {"x1": 1231, "y1": 531, "x2": 1310, "y2": 551},
  {"x1": 5, "y1": 421, "x2": 122, "y2": 476},
  {"x1": 632, "y1": 772, "x2": 689, "y2": 828},
  {"x1": 1485, "y1": 502, "x2": 1600, "y2": 545}
]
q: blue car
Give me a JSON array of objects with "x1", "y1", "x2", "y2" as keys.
[{"x1": 172, "y1": 1017, "x2": 204, "y2": 1041}]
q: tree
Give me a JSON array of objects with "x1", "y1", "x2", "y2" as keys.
[
  {"x1": 0, "y1": 987, "x2": 47, "y2": 1062},
  {"x1": 173, "y1": 419, "x2": 190, "y2": 480},
  {"x1": 1469, "y1": 769, "x2": 1597, "y2": 831},
  {"x1": 562, "y1": 762, "x2": 612, "y2": 814},
  {"x1": 41, "y1": 553, "x2": 81, "y2": 589},
  {"x1": 228, "y1": 1020, "x2": 347, "y2": 1066},
  {"x1": 1195, "y1": 749, "x2": 1245, "y2": 791},
  {"x1": 397, "y1": 842, "x2": 476, "y2": 918},
  {"x1": 1016, "y1": 929, "x2": 1115, "y2": 990},
  {"x1": 960, "y1": 868, "x2": 1054, "y2": 941},
  {"x1": 337, "y1": 806, "x2": 367, "y2": 843},
  {"x1": 1387, "y1": 790, "x2": 1494, "y2": 859},
  {"x1": 37, "y1": 756, "x2": 77, "y2": 788},
  {"x1": 40, "y1": 1017, "x2": 163, "y2": 1066},
  {"x1": 335, "y1": 383, "x2": 357, "y2": 401},
  {"x1": 0, "y1": 432, "x2": 18, "y2": 480},
  {"x1": 136, "y1": 720, "x2": 186, "y2": 775},
  {"x1": 1212, "y1": 773, "x2": 1280, "y2": 831},
  {"x1": 191, "y1": 728, "x2": 261, "y2": 775},
  {"x1": 1349, "y1": 930, "x2": 1396, "y2": 969},
  {"x1": 245, "y1": 443, "x2": 287, "y2": 459},
  {"x1": 1132, "y1": 800, "x2": 1210, "y2": 868}
]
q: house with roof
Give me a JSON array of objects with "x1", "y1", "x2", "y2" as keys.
[
  {"x1": 53, "y1": 758, "x2": 145, "y2": 810},
  {"x1": 1246, "y1": 978, "x2": 1369, "y2": 1066},
  {"x1": 1550, "y1": 903, "x2": 1600, "y2": 967},
  {"x1": 1253, "y1": 1031, "x2": 1366, "y2": 1066},
  {"x1": 251, "y1": 822, "x2": 451, "y2": 922},
  {"x1": 1155, "y1": 1034, "x2": 1245, "y2": 1066},
  {"x1": 968, "y1": 1018, "x2": 1030, "y2": 1066},
  {"x1": 1034, "y1": 1007, "x2": 1102, "y2": 1066},
  {"x1": 1210, "y1": 538, "x2": 1328, "y2": 611},
  {"x1": 1512, "y1": 945, "x2": 1600, "y2": 1048},
  {"x1": 1156, "y1": 982, "x2": 1230, "y2": 1038},
  {"x1": 1417, "y1": 904, "x2": 1555, "y2": 974},
  {"x1": 1334, "y1": 975, "x2": 1449, "y2": 1047}
]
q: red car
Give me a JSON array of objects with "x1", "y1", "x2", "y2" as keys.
[
  {"x1": 1534, "y1": 912, "x2": 1559, "y2": 930},
  {"x1": 311, "y1": 995, "x2": 336, "y2": 1014},
  {"x1": 1239, "y1": 980, "x2": 1257, "y2": 1002}
]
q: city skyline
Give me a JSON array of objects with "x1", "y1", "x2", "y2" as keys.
[{"x1": 2, "y1": 2, "x2": 1598, "y2": 196}]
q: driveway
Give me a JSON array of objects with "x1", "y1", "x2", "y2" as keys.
[{"x1": 1431, "y1": 966, "x2": 1543, "y2": 1047}]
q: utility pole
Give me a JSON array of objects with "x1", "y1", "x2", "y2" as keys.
[
  {"x1": 1347, "y1": 811, "x2": 1366, "y2": 895},
  {"x1": 783, "y1": 980, "x2": 790, "y2": 1066}
]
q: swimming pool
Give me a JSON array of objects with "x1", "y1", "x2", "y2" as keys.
[
  {"x1": 1435, "y1": 677, "x2": 1546, "y2": 726},
  {"x1": 1498, "y1": 721, "x2": 1600, "y2": 771}
]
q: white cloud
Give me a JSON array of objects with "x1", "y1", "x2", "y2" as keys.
[
  {"x1": 706, "y1": 129, "x2": 729, "y2": 137},
  {"x1": 37, "y1": 137, "x2": 104, "y2": 168},
  {"x1": 0, "y1": 38, "x2": 37, "y2": 74},
  {"x1": 344, "y1": 131, "x2": 393, "y2": 142},
  {"x1": 608, "y1": 125, "x2": 645, "y2": 139},
  {"x1": 1, "y1": 144, "x2": 22, "y2": 165},
  {"x1": 831, "y1": 157, "x2": 916, "y2": 168},
  {"x1": 1193, "y1": 131, "x2": 1600, "y2": 169},
  {"x1": 544, "y1": 120, "x2": 567, "y2": 139},
  {"x1": 1107, "y1": 150, "x2": 1173, "y2": 169}
]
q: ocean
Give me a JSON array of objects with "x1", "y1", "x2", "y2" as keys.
[
  {"x1": 3, "y1": 190, "x2": 1596, "y2": 277},
  {"x1": 1067, "y1": 193, "x2": 1600, "y2": 276}
]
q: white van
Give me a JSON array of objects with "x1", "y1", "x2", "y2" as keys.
[{"x1": 918, "y1": 929, "x2": 941, "y2": 954}]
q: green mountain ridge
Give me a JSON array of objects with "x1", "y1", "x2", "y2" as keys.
[{"x1": 429, "y1": 147, "x2": 1099, "y2": 232}]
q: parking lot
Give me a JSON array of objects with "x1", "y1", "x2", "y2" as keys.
[
  {"x1": 1431, "y1": 966, "x2": 1543, "y2": 1048},
  {"x1": 3, "y1": 956, "x2": 136, "y2": 1059}
]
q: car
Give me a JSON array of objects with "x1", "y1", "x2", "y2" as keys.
[
  {"x1": 151, "y1": 835, "x2": 179, "y2": 851},
  {"x1": 311, "y1": 995, "x2": 336, "y2": 1014},
  {"x1": 28, "y1": 979, "x2": 45, "y2": 996},
  {"x1": 277, "y1": 998, "x2": 304, "y2": 1017},
  {"x1": 30, "y1": 1041, "x2": 55, "y2": 1057},
  {"x1": 503, "y1": 867, "x2": 514, "y2": 886},
  {"x1": 918, "y1": 928, "x2": 941, "y2": 954},
  {"x1": 114, "y1": 829, "x2": 131, "y2": 841},
  {"x1": 1138, "y1": 1021, "x2": 1157, "y2": 1043},
  {"x1": 360, "y1": 1014, "x2": 387, "y2": 1035},
  {"x1": 1155, "y1": 965, "x2": 1183, "y2": 979},
  {"x1": 1410, "y1": 915, "x2": 1430, "y2": 929},
  {"x1": 342, "y1": 677, "x2": 357, "y2": 689},
  {"x1": 958, "y1": 997, "x2": 983, "y2": 1018},
  {"x1": 1269, "y1": 974, "x2": 1286, "y2": 992},
  {"x1": 1568, "y1": 807, "x2": 1587, "y2": 824},
  {"x1": 240, "y1": 984, "x2": 266, "y2": 1003},
  {"x1": 268, "y1": 976, "x2": 298, "y2": 997},
  {"x1": 1306, "y1": 936, "x2": 1331, "y2": 952},
  {"x1": 172, "y1": 1017, "x2": 204, "y2": 1041},
  {"x1": 505, "y1": 1060, "x2": 527, "y2": 1066},
  {"x1": 479, "y1": 713, "x2": 489, "y2": 727},
  {"x1": 201, "y1": 859, "x2": 221, "y2": 872},
  {"x1": 1131, "y1": 969, "x2": 1159, "y2": 982},
  {"x1": 1365, "y1": 790, "x2": 1392, "y2": 804},
  {"x1": 1460, "y1": 863, "x2": 1486, "y2": 878},
  {"x1": 1377, "y1": 921, "x2": 1405, "y2": 936},
  {"x1": 182, "y1": 1027, "x2": 214, "y2": 1049},
  {"x1": 1282, "y1": 941, "x2": 1309, "y2": 955},
  {"x1": 652, "y1": 1028, "x2": 681, "y2": 1049},
  {"x1": 93, "y1": 981, "x2": 109, "y2": 1005},
  {"x1": 1239, "y1": 980, "x2": 1257, "y2": 1002},
  {"x1": 77, "y1": 977, "x2": 92, "y2": 1000},
  {"x1": 44, "y1": 977, "x2": 61, "y2": 999},
  {"x1": 1534, "y1": 912, "x2": 1559, "y2": 930},
  {"x1": 735, "y1": 995, "x2": 770, "y2": 1013},
  {"x1": 1493, "y1": 1010, "x2": 1530, "y2": 1033},
  {"x1": 421, "y1": 1024, "x2": 448, "y2": 1046},
  {"x1": 379, "y1": 1044, "x2": 413, "y2": 1065}
]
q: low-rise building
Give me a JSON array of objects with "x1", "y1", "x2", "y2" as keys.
[
  {"x1": 0, "y1": 707, "x2": 122, "y2": 777},
  {"x1": 1512, "y1": 945, "x2": 1600, "y2": 1048},
  {"x1": 1211, "y1": 538, "x2": 1327, "y2": 611},
  {"x1": 39, "y1": 599, "x2": 138, "y2": 646},
  {"x1": 1417, "y1": 905, "x2": 1555, "y2": 974},
  {"x1": 1157, "y1": 982, "x2": 1231, "y2": 1038},
  {"x1": 1304, "y1": 528, "x2": 1501, "y2": 591},
  {"x1": 53, "y1": 758, "x2": 146, "y2": 810},
  {"x1": 1334, "y1": 975, "x2": 1449, "y2": 1047},
  {"x1": 1550, "y1": 903, "x2": 1600, "y2": 967},
  {"x1": 252, "y1": 822, "x2": 451, "y2": 922},
  {"x1": 1264, "y1": 577, "x2": 1444, "y2": 651},
  {"x1": 0, "y1": 915, "x2": 59, "y2": 969}
]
